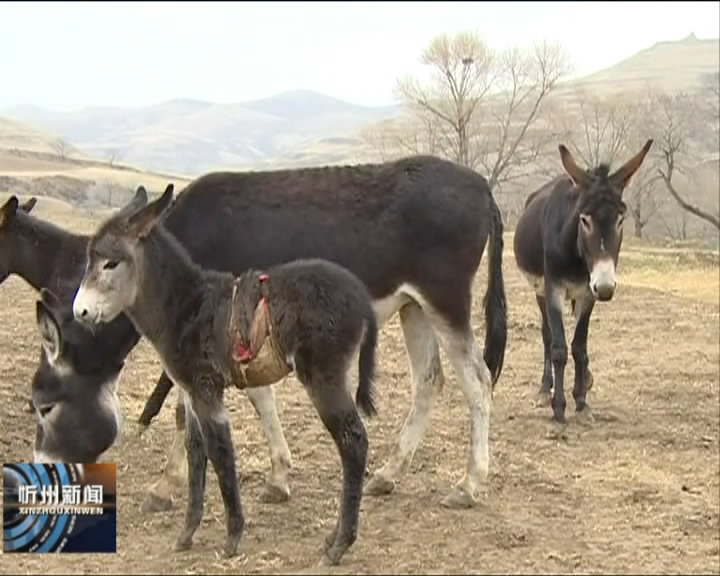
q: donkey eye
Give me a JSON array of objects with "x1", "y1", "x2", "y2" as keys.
[
  {"x1": 579, "y1": 215, "x2": 592, "y2": 232},
  {"x1": 103, "y1": 260, "x2": 119, "y2": 270}
]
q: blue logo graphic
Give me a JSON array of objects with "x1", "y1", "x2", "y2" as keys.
[{"x1": 3, "y1": 463, "x2": 116, "y2": 553}]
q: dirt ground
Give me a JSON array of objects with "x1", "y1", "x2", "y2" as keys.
[{"x1": 0, "y1": 228, "x2": 718, "y2": 575}]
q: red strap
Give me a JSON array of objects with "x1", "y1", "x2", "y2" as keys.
[
  {"x1": 232, "y1": 274, "x2": 269, "y2": 364},
  {"x1": 233, "y1": 339, "x2": 254, "y2": 363}
]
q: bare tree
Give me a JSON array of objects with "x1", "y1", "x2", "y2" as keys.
[
  {"x1": 394, "y1": 113, "x2": 443, "y2": 158},
  {"x1": 360, "y1": 122, "x2": 394, "y2": 162},
  {"x1": 52, "y1": 139, "x2": 72, "y2": 160},
  {"x1": 360, "y1": 114, "x2": 442, "y2": 161},
  {"x1": 395, "y1": 32, "x2": 570, "y2": 190},
  {"x1": 700, "y1": 71, "x2": 719, "y2": 153},
  {"x1": 474, "y1": 41, "x2": 571, "y2": 190},
  {"x1": 548, "y1": 89, "x2": 661, "y2": 238},
  {"x1": 625, "y1": 165, "x2": 663, "y2": 239},
  {"x1": 551, "y1": 89, "x2": 637, "y2": 167},
  {"x1": 106, "y1": 148, "x2": 123, "y2": 167},
  {"x1": 395, "y1": 31, "x2": 495, "y2": 168},
  {"x1": 651, "y1": 91, "x2": 720, "y2": 231},
  {"x1": 656, "y1": 203, "x2": 689, "y2": 241}
]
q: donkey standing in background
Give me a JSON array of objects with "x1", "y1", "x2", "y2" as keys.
[
  {"x1": 513, "y1": 140, "x2": 653, "y2": 424},
  {"x1": 12, "y1": 154, "x2": 506, "y2": 513},
  {"x1": 73, "y1": 185, "x2": 378, "y2": 564},
  {"x1": 32, "y1": 287, "x2": 124, "y2": 464}
]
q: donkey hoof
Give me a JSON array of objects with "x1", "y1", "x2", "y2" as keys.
[
  {"x1": 324, "y1": 528, "x2": 338, "y2": 552},
  {"x1": 142, "y1": 493, "x2": 174, "y2": 514},
  {"x1": 441, "y1": 486, "x2": 478, "y2": 509},
  {"x1": 259, "y1": 483, "x2": 290, "y2": 504},
  {"x1": 545, "y1": 420, "x2": 568, "y2": 440},
  {"x1": 364, "y1": 473, "x2": 395, "y2": 496},
  {"x1": 576, "y1": 406, "x2": 595, "y2": 426},
  {"x1": 534, "y1": 390, "x2": 552, "y2": 408},
  {"x1": 223, "y1": 536, "x2": 241, "y2": 558},
  {"x1": 320, "y1": 546, "x2": 344, "y2": 567},
  {"x1": 174, "y1": 534, "x2": 193, "y2": 552}
]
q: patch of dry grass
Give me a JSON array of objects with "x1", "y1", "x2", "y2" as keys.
[{"x1": 618, "y1": 245, "x2": 719, "y2": 304}]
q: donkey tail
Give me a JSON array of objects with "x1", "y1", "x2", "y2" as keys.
[
  {"x1": 483, "y1": 193, "x2": 508, "y2": 389},
  {"x1": 356, "y1": 308, "x2": 378, "y2": 418}
]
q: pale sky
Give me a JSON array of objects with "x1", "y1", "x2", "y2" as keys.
[{"x1": 1, "y1": 1, "x2": 718, "y2": 111}]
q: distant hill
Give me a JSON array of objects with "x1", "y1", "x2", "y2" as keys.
[
  {"x1": 0, "y1": 114, "x2": 191, "y2": 209},
  {"x1": 2, "y1": 90, "x2": 401, "y2": 175},
  {"x1": 1, "y1": 35, "x2": 717, "y2": 177},
  {"x1": 558, "y1": 33, "x2": 719, "y2": 97},
  {"x1": 0, "y1": 115, "x2": 80, "y2": 156}
]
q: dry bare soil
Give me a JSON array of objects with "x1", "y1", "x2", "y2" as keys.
[{"x1": 0, "y1": 205, "x2": 718, "y2": 574}]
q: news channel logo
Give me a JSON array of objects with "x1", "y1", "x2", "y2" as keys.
[{"x1": 3, "y1": 462, "x2": 116, "y2": 553}]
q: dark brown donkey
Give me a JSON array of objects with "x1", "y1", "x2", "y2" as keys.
[
  {"x1": 73, "y1": 185, "x2": 378, "y2": 564},
  {"x1": 15, "y1": 155, "x2": 506, "y2": 513},
  {"x1": 513, "y1": 140, "x2": 653, "y2": 424}
]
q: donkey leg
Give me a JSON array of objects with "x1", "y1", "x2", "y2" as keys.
[
  {"x1": 138, "y1": 371, "x2": 175, "y2": 429},
  {"x1": 534, "y1": 294, "x2": 554, "y2": 408},
  {"x1": 545, "y1": 282, "x2": 569, "y2": 425},
  {"x1": 572, "y1": 290, "x2": 595, "y2": 424},
  {"x1": 303, "y1": 371, "x2": 368, "y2": 566},
  {"x1": 187, "y1": 389, "x2": 245, "y2": 558},
  {"x1": 142, "y1": 380, "x2": 189, "y2": 513},
  {"x1": 245, "y1": 386, "x2": 293, "y2": 503},
  {"x1": 365, "y1": 302, "x2": 444, "y2": 497},
  {"x1": 175, "y1": 391, "x2": 207, "y2": 552},
  {"x1": 430, "y1": 321, "x2": 492, "y2": 509}
]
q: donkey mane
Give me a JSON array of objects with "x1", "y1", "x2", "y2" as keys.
[
  {"x1": 589, "y1": 163, "x2": 611, "y2": 180},
  {"x1": 576, "y1": 164, "x2": 628, "y2": 217}
]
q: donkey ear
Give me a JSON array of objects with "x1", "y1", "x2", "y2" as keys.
[
  {"x1": 610, "y1": 139, "x2": 654, "y2": 192},
  {"x1": 40, "y1": 287, "x2": 62, "y2": 312},
  {"x1": 20, "y1": 197, "x2": 37, "y2": 214},
  {"x1": 126, "y1": 184, "x2": 174, "y2": 239},
  {"x1": 133, "y1": 185, "x2": 148, "y2": 205},
  {"x1": 0, "y1": 196, "x2": 19, "y2": 228},
  {"x1": 36, "y1": 300, "x2": 62, "y2": 365},
  {"x1": 559, "y1": 145, "x2": 588, "y2": 187},
  {"x1": 114, "y1": 186, "x2": 150, "y2": 221}
]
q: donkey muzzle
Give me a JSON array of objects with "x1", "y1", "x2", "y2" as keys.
[{"x1": 590, "y1": 258, "x2": 617, "y2": 301}]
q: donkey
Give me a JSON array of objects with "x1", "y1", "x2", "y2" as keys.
[
  {"x1": 32, "y1": 288, "x2": 124, "y2": 463},
  {"x1": 72, "y1": 185, "x2": 378, "y2": 564},
  {"x1": 0, "y1": 191, "x2": 294, "y2": 507},
  {"x1": 0, "y1": 192, "x2": 141, "y2": 418},
  {"x1": 513, "y1": 140, "x2": 653, "y2": 424},
  {"x1": 15, "y1": 154, "x2": 507, "y2": 512}
]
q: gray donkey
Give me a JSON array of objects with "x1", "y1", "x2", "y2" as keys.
[
  {"x1": 32, "y1": 287, "x2": 123, "y2": 463},
  {"x1": 72, "y1": 184, "x2": 378, "y2": 564}
]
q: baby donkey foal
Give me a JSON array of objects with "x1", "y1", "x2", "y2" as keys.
[{"x1": 73, "y1": 185, "x2": 379, "y2": 565}]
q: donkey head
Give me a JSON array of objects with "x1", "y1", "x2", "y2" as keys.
[
  {"x1": 73, "y1": 184, "x2": 174, "y2": 326},
  {"x1": 558, "y1": 139, "x2": 653, "y2": 301},
  {"x1": 32, "y1": 287, "x2": 125, "y2": 463},
  {"x1": 0, "y1": 196, "x2": 37, "y2": 283}
]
